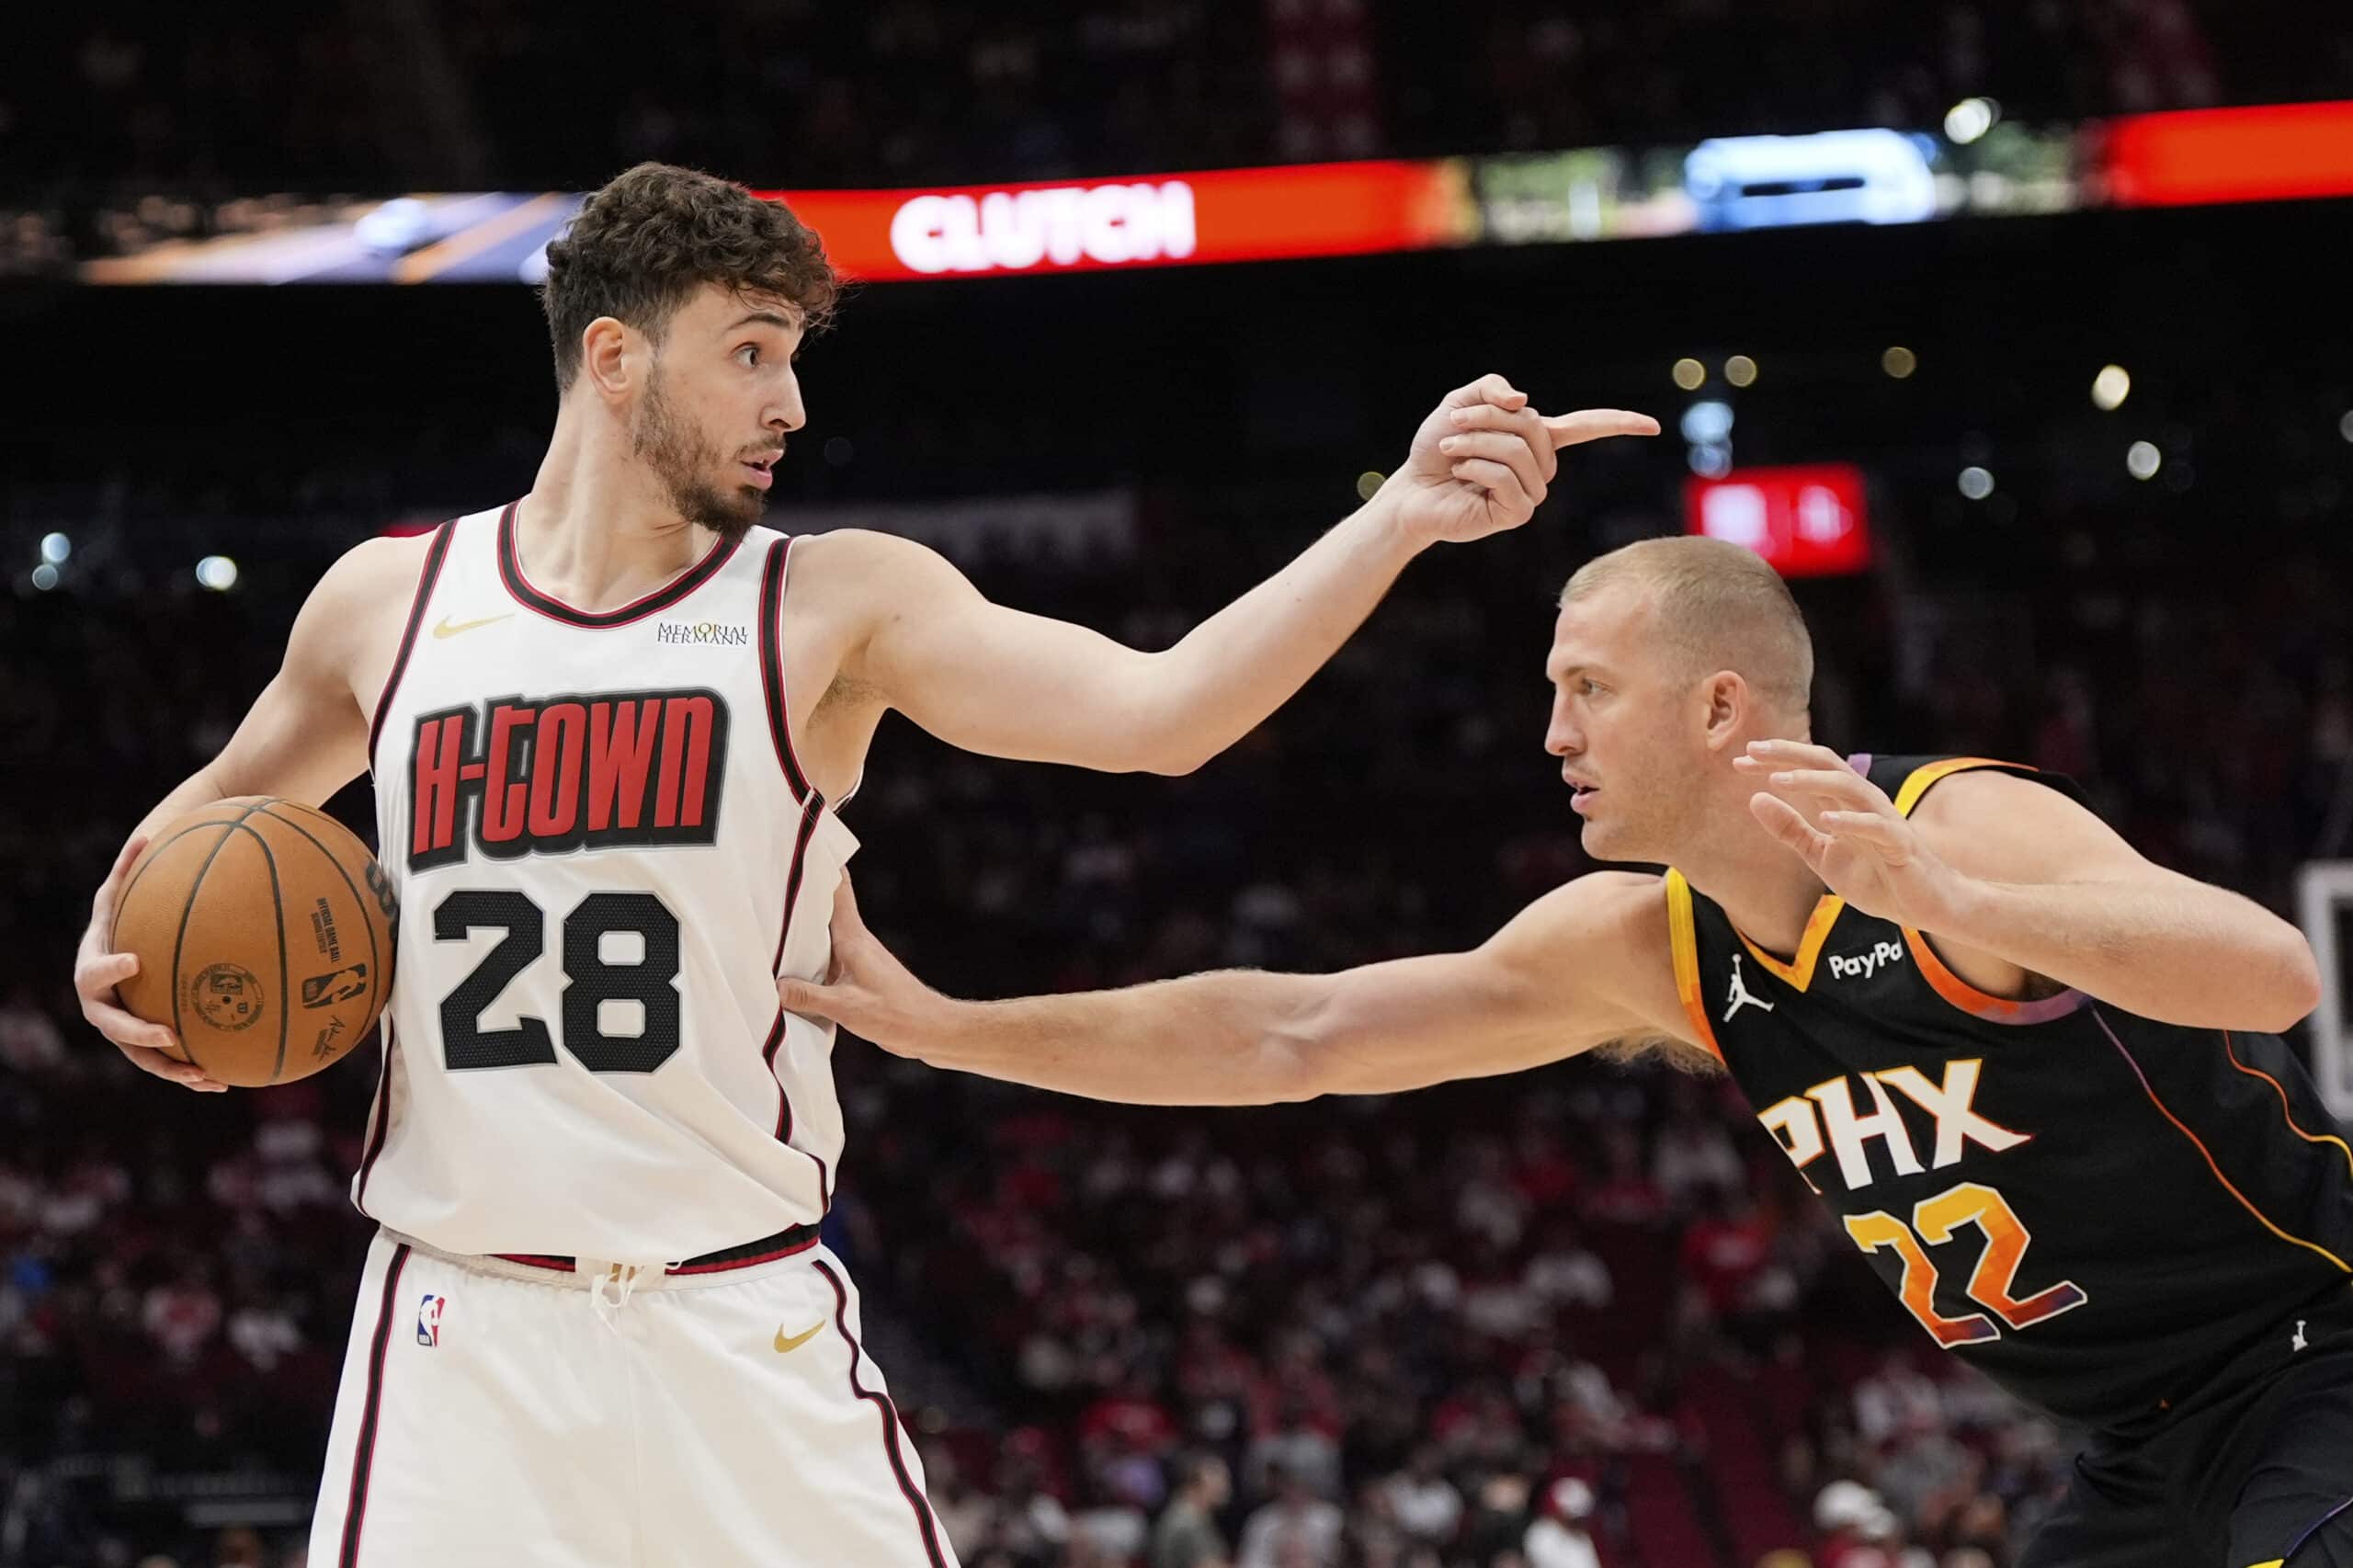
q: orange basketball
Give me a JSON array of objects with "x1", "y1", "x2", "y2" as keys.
[{"x1": 110, "y1": 798, "x2": 397, "y2": 1087}]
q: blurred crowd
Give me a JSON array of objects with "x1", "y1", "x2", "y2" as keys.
[
  {"x1": 4, "y1": 431, "x2": 2347, "y2": 1567},
  {"x1": 6, "y1": 0, "x2": 2351, "y2": 1561},
  {"x1": 11, "y1": 0, "x2": 2353, "y2": 204},
  {"x1": 848, "y1": 1068, "x2": 2081, "y2": 1568}
]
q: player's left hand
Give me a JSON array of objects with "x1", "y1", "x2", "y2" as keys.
[
  {"x1": 777, "y1": 877, "x2": 950, "y2": 1061},
  {"x1": 1376, "y1": 374, "x2": 1657, "y2": 548},
  {"x1": 1737, "y1": 740, "x2": 1964, "y2": 929}
]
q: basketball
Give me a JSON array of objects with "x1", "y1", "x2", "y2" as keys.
[{"x1": 109, "y1": 798, "x2": 397, "y2": 1087}]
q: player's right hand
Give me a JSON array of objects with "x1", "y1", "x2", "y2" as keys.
[
  {"x1": 1376, "y1": 374, "x2": 1658, "y2": 549},
  {"x1": 74, "y1": 835, "x2": 229, "y2": 1092},
  {"x1": 776, "y1": 877, "x2": 947, "y2": 1062}
]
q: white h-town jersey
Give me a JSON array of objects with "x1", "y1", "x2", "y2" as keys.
[{"x1": 358, "y1": 501, "x2": 856, "y2": 1263}]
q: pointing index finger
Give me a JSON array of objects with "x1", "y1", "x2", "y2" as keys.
[{"x1": 1541, "y1": 410, "x2": 1661, "y2": 448}]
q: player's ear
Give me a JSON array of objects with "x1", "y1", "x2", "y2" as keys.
[
  {"x1": 1699, "y1": 670, "x2": 1748, "y2": 752},
  {"x1": 580, "y1": 316, "x2": 635, "y2": 403}
]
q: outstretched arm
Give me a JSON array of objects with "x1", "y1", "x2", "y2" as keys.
[
  {"x1": 840, "y1": 376, "x2": 1654, "y2": 775},
  {"x1": 1742, "y1": 741, "x2": 2321, "y2": 1032},
  {"x1": 779, "y1": 872, "x2": 1690, "y2": 1105}
]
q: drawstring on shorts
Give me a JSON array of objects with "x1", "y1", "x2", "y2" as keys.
[{"x1": 589, "y1": 1261, "x2": 648, "y2": 1334}]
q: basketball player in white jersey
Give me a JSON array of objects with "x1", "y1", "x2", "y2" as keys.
[{"x1": 68, "y1": 162, "x2": 1655, "y2": 1566}]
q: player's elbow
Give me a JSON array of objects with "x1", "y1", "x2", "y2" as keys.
[
  {"x1": 1256, "y1": 1040, "x2": 1335, "y2": 1103},
  {"x1": 2263, "y1": 937, "x2": 2324, "y2": 1032},
  {"x1": 2206, "y1": 929, "x2": 2323, "y2": 1034},
  {"x1": 1125, "y1": 701, "x2": 1218, "y2": 776},
  {"x1": 1268, "y1": 996, "x2": 1412, "y2": 1101},
  {"x1": 1132, "y1": 742, "x2": 1211, "y2": 778},
  {"x1": 2241, "y1": 912, "x2": 2324, "y2": 1030},
  {"x1": 1253, "y1": 996, "x2": 1354, "y2": 1103},
  {"x1": 1118, "y1": 656, "x2": 1235, "y2": 776}
]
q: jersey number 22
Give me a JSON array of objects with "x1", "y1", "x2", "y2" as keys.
[{"x1": 1845, "y1": 1181, "x2": 2089, "y2": 1347}]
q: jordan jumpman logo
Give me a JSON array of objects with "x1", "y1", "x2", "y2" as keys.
[{"x1": 1723, "y1": 952, "x2": 1777, "y2": 1022}]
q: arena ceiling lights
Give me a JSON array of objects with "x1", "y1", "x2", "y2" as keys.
[{"x1": 51, "y1": 99, "x2": 2353, "y2": 286}]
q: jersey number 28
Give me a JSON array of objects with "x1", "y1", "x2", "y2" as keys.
[{"x1": 431, "y1": 890, "x2": 681, "y2": 1074}]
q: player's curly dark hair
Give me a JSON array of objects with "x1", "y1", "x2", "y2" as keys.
[{"x1": 540, "y1": 163, "x2": 839, "y2": 390}]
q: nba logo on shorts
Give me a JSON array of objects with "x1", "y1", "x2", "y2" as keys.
[{"x1": 416, "y1": 1293, "x2": 447, "y2": 1346}]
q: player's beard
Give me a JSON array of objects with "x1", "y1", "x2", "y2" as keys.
[{"x1": 631, "y1": 369, "x2": 765, "y2": 544}]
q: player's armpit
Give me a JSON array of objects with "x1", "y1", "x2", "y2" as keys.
[
  {"x1": 1585, "y1": 1033, "x2": 1726, "y2": 1077},
  {"x1": 1302, "y1": 871, "x2": 1694, "y2": 1096}
]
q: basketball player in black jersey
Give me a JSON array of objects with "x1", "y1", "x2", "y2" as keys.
[{"x1": 785, "y1": 534, "x2": 2351, "y2": 1567}]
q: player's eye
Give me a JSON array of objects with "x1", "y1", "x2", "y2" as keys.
[
  {"x1": 736, "y1": 345, "x2": 760, "y2": 367},
  {"x1": 1581, "y1": 679, "x2": 1602, "y2": 696}
]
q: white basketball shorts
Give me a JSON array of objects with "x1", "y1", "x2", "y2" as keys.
[{"x1": 305, "y1": 1227, "x2": 959, "y2": 1567}]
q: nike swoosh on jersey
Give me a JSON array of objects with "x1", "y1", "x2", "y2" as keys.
[
  {"x1": 432, "y1": 612, "x2": 515, "y2": 639},
  {"x1": 773, "y1": 1321, "x2": 824, "y2": 1354}
]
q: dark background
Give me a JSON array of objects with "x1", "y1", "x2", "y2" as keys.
[{"x1": 5, "y1": 9, "x2": 2353, "y2": 1568}]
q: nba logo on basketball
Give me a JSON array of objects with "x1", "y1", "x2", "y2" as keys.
[{"x1": 416, "y1": 1293, "x2": 447, "y2": 1346}]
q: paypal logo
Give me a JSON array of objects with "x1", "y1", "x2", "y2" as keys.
[{"x1": 1827, "y1": 939, "x2": 1907, "y2": 981}]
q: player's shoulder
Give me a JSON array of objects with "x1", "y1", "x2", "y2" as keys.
[
  {"x1": 265, "y1": 531, "x2": 443, "y2": 687},
  {"x1": 1492, "y1": 870, "x2": 1672, "y2": 970},
  {"x1": 1574, "y1": 868, "x2": 1671, "y2": 922},
  {"x1": 784, "y1": 527, "x2": 945, "y2": 577},
  {"x1": 279, "y1": 532, "x2": 433, "y2": 643},
  {"x1": 1575, "y1": 868, "x2": 1668, "y2": 913},
  {"x1": 314, "y1": 528, "x2": 441, "y2": 600},
  {"x1": 1904, "y1": 764, "x2": 2085, "y2": 835},
  {"x1": 1485, "y1": 870, "x2": 1691, "y2": 1051},
  {"x1": 778, "y1": 528, "x2": 970, "y2": 623},
  {"x1": 1587, "y1": 870, "x2": 1679, "y2": 980},
  {"x1": 1897, "y1": 760, "x2": 2137, "y2": 886}
]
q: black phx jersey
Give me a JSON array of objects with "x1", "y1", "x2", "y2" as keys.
[{"x1": 1666, "y1": 755, "x2": 2353, "y2": 1430}]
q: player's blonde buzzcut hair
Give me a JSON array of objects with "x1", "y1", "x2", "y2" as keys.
[{"x1": 1562, "y1": 536, "x2": 1814, "y2": 715}]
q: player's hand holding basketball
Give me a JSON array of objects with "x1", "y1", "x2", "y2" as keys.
[
  {"x1": 1374, "y1": 373, "x2": 1657, "y2": 548},
  {"x1": 777, "y1": 878, "x2": 947, "y2": 1062},
  {"x1": 74, "y1": 836, "x2": 228, "y2": 1092},
  {"x1": 1738, "y1": 741, "x2": 1962, "y2": 929}
]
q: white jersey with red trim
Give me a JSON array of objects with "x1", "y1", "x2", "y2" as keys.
[{"x1": 357, "y1": 500, "x2": 854, "y2": 1262}]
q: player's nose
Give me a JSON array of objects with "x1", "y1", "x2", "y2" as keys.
[
  {"x1": 1544, "y1": 698, "x2": 1581, "y2": 756},
  {"x1": 769, "y1": 373, "x2": 807, "y2": 434}
]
